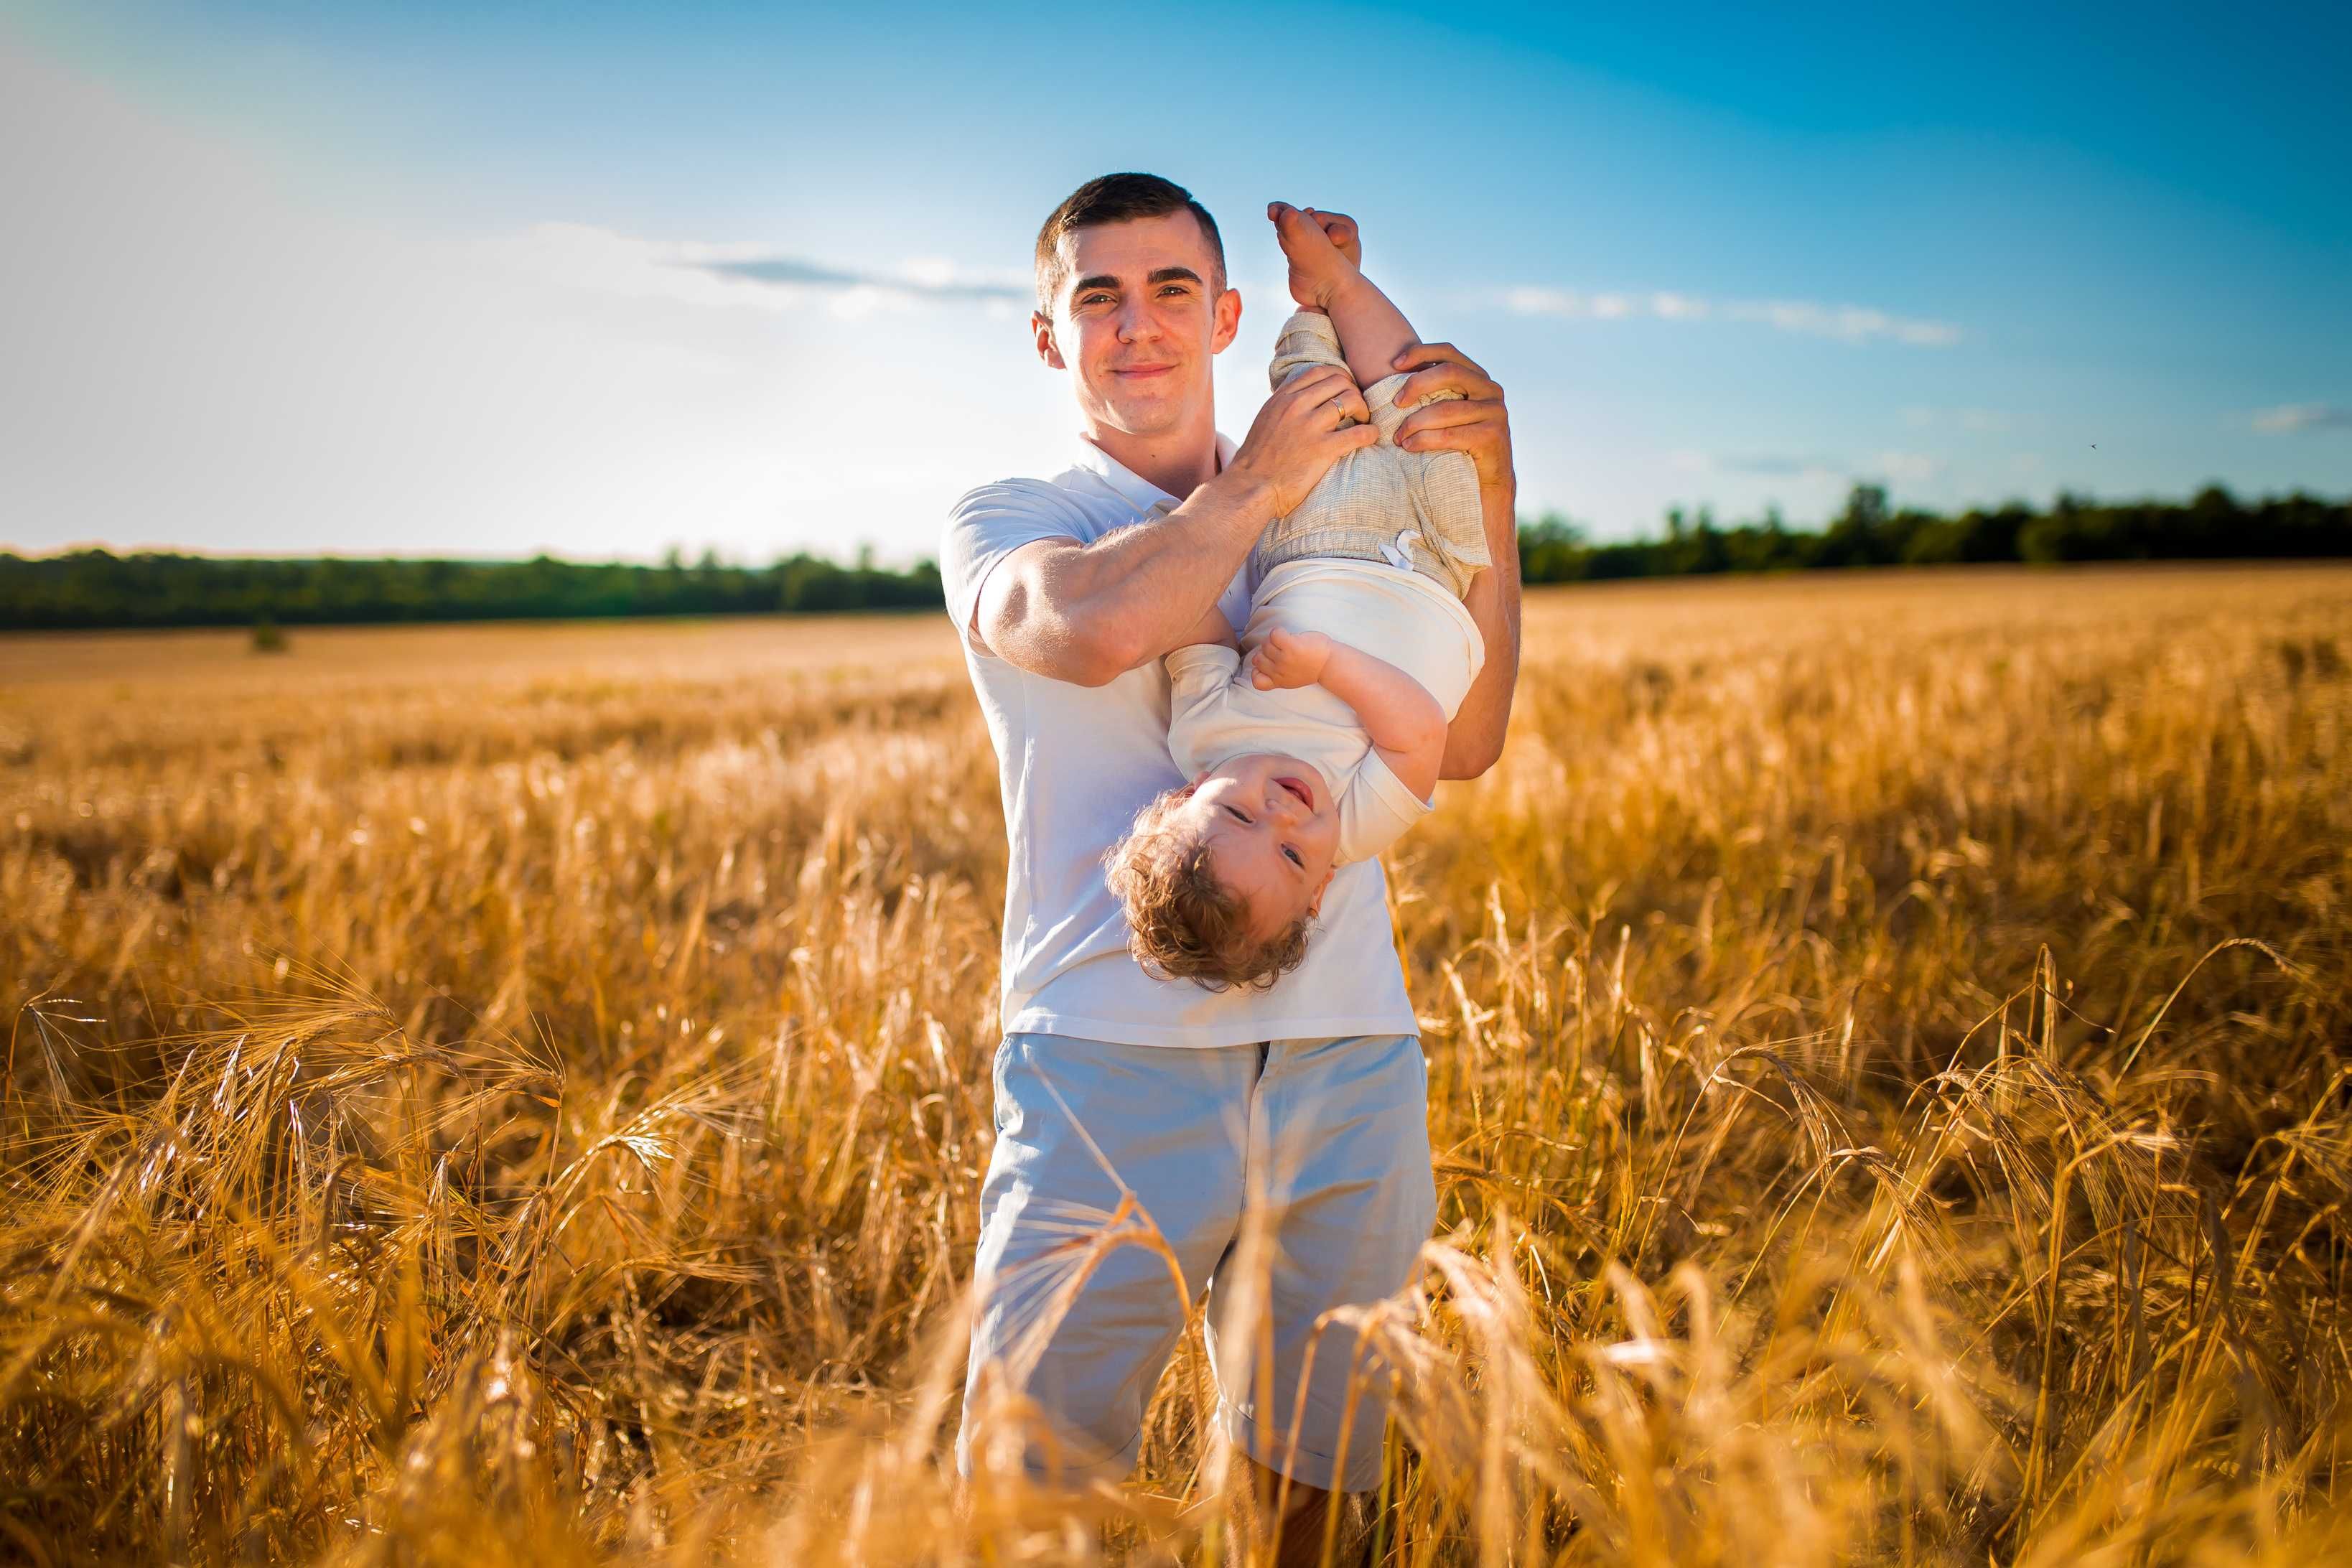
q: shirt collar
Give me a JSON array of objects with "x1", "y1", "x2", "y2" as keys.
[{"x1": 1072, "y1": 430, "x2": 1239, "y2": 514}]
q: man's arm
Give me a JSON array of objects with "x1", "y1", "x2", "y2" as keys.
[
  {"x1": 1391, "y1": 341, "x2": 1521, "y2": 779},
  {"x1": 972, "y1": 365, "x2": 1377, "y2": 687},
  {"x1": 1174, "y1": 600, "x2": 1239, "y2": 650}
]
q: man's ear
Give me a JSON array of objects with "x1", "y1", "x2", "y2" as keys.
[
  {"x1": 1209, "y1": 286, "x2": 1242, "y2": 355},
  {"x1": 1032, "y1": 309, "x2": 1065, "y2": 370}
]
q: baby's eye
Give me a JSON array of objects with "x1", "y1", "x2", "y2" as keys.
[
  {"x1": 1225, "y1": 805, "x2": 1251, "y2": 825},
  {"x1": 1283, "y1": 846, "x2": 1304, "y2": 868}
]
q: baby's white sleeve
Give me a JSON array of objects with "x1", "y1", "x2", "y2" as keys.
[
  {"x1": 1164, "y1": 644, "x2": 1244, "y2": 779},
  {"x1": 1335, "y1": 750, "x2": 1434, "y2": 864}
]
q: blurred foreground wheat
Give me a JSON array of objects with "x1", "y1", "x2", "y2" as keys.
[{"x1": 3, "y1": 566, "x2": 2348, "y2": 1565}]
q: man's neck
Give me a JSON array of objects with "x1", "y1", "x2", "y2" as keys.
[{"x1": 1083, "y1": 414, "x2": 1222, "y2": 500}]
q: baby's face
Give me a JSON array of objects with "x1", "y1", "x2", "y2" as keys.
[{"x1": 1177, "y1": 755, "x2": 1340, "y2": 938}]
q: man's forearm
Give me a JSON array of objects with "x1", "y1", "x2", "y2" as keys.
[
  {"x1": 1039, "y1": 470, "x2": 1277, "y2": 676},
  {"x1": 1439, "y1": 480, "x2": 1523, "y2": 779}
]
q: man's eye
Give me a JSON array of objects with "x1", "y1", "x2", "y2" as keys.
[
  {"x1": 1159, "y1": 285, "x2": 1189, "y2": 297},
  {"x1": 1080, "y1": 292, "x2": 1113, "y2": 307}
]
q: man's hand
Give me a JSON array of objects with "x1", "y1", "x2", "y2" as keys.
[
  {"x1": 1247, "y1": 627, "x2": 1335, "y2": 689},
  {"x1": 1391, "y1": 342, "x2": 1516, "y2": 495},
  {"x1": 1224, "y1": 365, "x2": 1380, "y2": 519}
]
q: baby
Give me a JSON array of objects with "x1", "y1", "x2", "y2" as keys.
[{"x1": 1106, "y1": 201, "x2": 1490, "y2": 989}]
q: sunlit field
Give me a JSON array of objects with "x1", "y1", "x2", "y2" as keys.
[{"x1": 4, "y1": 564, "x2": 2348, "y2": 1566}]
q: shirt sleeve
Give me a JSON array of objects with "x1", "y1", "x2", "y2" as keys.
[
  {"x1": 1335, "y1": 747, "x2": 1434, "y2": 864},
  {"x1": 1164, "y1": 643, "x2": 1244, "y2": 779},
  {"x1": 938, "y1": 480, "x2": 1087, "y2": 643}
]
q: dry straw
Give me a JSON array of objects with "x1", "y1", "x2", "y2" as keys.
[{"x1": 1, "y1": 565, "x2": 2347, "y2": 1564}]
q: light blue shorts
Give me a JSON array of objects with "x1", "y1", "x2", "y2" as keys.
[{"x1": 956, "y1": 1031, "x2": 1436, "y2": 1493}]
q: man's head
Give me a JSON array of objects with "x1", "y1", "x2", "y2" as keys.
[
  {"x1": 1105, "y1": 754, "x2": 1339, "y2": 991},
  {"x1": 1032, "y1": 173, "x2": 1240, "y2": 442}
]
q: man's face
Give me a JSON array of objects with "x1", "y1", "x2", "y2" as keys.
[{"x1": 1033, "y1": 210, "x2": 1241, "y2": 439}]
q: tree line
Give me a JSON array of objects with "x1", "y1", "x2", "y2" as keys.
[
  {"x1": 3, "y1": 486, "x2": 2343, "y2": 632},
  {"x1": 1516, "y1": 484, "x2": 2347, "y2": 583},
  {"x1": 0, "y1": 547, "x2": 943, "y2": 632}
]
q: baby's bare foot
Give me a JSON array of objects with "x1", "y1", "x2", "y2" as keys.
[{"x1": 1269, "y1": 201, "x2": 1363, "y2": 311}]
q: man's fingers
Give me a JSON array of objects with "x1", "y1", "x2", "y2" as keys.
[
  {"x1": 1282, "y1": 367, "x2": 1371, "y2": 428},
  {"x1": 1396, "y1": 363, "x2": 1501, "y2": 411},
  {"x1": 1398, "y1": 406, "x2": 1502, "y2": 453},
  {"x1": 1391, "y1": 340, "x2": 1491, "y2": 383},
  {"x1": 1396, "y1": 400, "x2": 1494, "y2": 439},
  {"x1": 1277, "y1": 365, "x2": 1355, "y2": 406}
]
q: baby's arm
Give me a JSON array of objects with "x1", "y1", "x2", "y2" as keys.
[{"x1": 1249, "y1": 628, "x2": 1445, "y2": 800}]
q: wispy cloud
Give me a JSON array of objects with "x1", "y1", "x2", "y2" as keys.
[
  {"x1": 1903, "y1": 405, "x2": 2011, "y2": 432},
  {"x1": 694, "y1": 252, "x2": 1028, "y2": 304},
  {"x1": 1683, "y1": 450, "x2": 1946, "y2": 487},
  {"x1": 1496, "y1": 285, "x2": 1961, "y2": 346},
  {"x1": 472, "y1": 223, "x2": 1028, "y2": 318},
  {"x1": 2251, "y1": 403, "x2": 2352, "y2": 433},
  {"x1": 1717, "y1": 453, "x2": 1842, "y2": 479}
]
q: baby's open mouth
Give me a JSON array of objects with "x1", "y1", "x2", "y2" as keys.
[{"x1": 1275, "y1": 775, "x2": 1315, "y2": 810}]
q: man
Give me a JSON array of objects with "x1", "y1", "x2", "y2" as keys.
[{"x1": 944, "y1": 172, "x2": 1519, "y2": 1557}]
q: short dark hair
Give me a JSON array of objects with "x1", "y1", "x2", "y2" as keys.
[{"x1": 1033, "y1": 172, "x2": 1226, "y2": 312}]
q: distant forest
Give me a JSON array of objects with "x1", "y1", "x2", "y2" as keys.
[{"x1": 4, "y1": 485, "x2": 2344, "y2": 632}]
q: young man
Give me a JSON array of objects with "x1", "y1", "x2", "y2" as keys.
[{"x1": 944, "y1": 172, "x2": 1520, "y2": 1554}]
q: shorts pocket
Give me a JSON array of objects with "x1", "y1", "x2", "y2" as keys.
[{"x1": 991, "y1": 1037, "x2": 1014, "y2": 1136}]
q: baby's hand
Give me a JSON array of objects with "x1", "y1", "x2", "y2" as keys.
[
  {"x1": 1268, "y1": 202, "x2": 1363, "y2": 312},
  {"x1": 1249, "y1": 627, "x2": 1335, "y2": 690}
]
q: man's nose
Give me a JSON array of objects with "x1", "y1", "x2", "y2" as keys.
[{"x1": 1115, "y1": 297, "x2": 1159, "y2": 341}]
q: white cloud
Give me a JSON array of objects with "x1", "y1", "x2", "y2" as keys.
[
  {"x1": 1689, "y1": 450, "x2": 1943, "y2": 488},
  {"x1": 1902, "y1": 406, "x2": 2012, "y2": 432},
  {"x1": 0, "y1": 43, "x2": 1068, "y2": 562},
  {"x1": 1495, "y1": 283, "x2": 1961, "y2": 346},
  {"x1": 467, "y1": 223, "x2": 1029, "y2": 315},
  {"x1": 2251, "y1": 403, "x2": 2352, "y2": 433},
  {"x1": 1723, "y1": 299, "x2": 1963, "y2": 347},
  {"x1": 1503, "y1": 285, "x2": 1581, "y2": 317},
  {"x1": 1870, "y1": 450, "x2": 1945, "y2": 484}
]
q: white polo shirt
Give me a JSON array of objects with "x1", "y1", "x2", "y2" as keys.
[{"x1": 941, "y1": 434, "x2": 1419, "y2": 1049}]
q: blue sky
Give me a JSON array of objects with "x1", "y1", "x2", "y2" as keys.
[{"x1": 3, "y1": 0, "x2": 2346, "y2": 562}]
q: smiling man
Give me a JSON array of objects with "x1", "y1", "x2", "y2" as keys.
[{"x1": 945, "y1": 172, "x2": 1520, "y2": 1557}]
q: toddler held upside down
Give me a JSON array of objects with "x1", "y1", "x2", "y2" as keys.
[{"x1": 1107, "y1": 200, "x2": 1491, "y2": 989}]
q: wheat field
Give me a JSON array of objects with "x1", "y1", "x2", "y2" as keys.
[{"x1": 3, "y1": 564, "x2": 2348, "y2": 1565}]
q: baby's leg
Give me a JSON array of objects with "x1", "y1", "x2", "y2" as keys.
[{"x1": 1268, "y1": 202, "x2": 1419, "y2": 392}]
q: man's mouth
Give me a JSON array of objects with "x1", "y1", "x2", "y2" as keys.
[
  {"x1": 1274, "y1": 775, "x2": 1315, "y2": 811},
  {"x1": 1114, "y1": 363, "x2": 1175, "y2": 379}
]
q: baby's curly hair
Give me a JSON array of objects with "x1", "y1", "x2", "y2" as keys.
[{"x1": 1105, "y1": 785, "x2": 1313, "y2": 991}]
